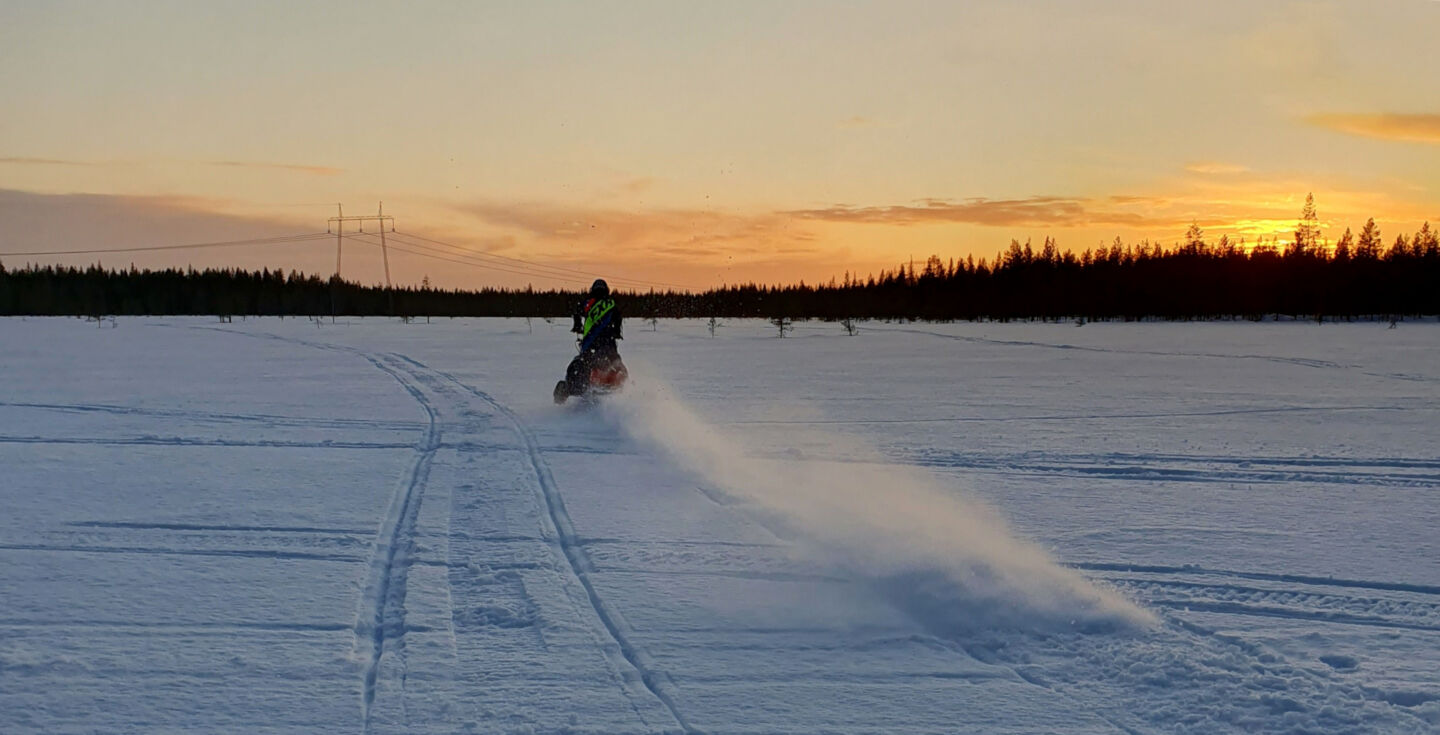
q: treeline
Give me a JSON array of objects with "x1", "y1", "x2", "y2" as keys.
[
  {"x1": 658, "y1": 217, "x2": 1439, "y2": 322},
  {"x1": 2, "y1": 215, "x2": 1437, "y2": 322},
  {"x1": 0, "y1": 265, "x2": 579, "y2": 318}
]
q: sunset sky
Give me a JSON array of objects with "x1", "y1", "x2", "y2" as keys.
[{"x1": 3, "y1": 0, "x2": 1439, "y2": 291}]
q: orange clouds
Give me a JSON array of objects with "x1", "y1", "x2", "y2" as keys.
[
  {"x1": 785, "y1": 197, "x2": 1182, "y2": 229},
  {"x1": 1307, "y1": 114, "x2": 1440, "y2": 144},
  {"x1": 1185, "y1": 162, "x2": 1251, "y2": 175},
  {"x1": 6, "y1": 172, "x2": 1434, "y2": 293},
  {"x1": 450, "y1": 200, "x2": 822, "y2": 264}
]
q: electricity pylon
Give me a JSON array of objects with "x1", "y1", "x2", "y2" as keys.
[{"x1": 326, "y1": 203, "x2": 396, "y2": 317}]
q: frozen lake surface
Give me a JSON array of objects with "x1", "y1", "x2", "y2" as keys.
[{"x1": 2, "y1": 316, "x2": 1438, "y2": 733}]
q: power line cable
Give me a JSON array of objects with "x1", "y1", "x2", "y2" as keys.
[
  {"x1": 0, "y1": 232, "x2": 332, "y2": 257},
  {"x1": 339, "y1": 232, "x2": 583, "y2": 287},
  {"x1": 380, "y1": 231, "x2": 638, "y2": 287},
  {"x1": 346, "y1": 231, "x2": 682, "y2": 291},
  {"x1": 389, "y1": 230, "x2": 695, "y2": 291},
  {"x1": 374, "y1": 233, "x2": 616, "y2": 286},
  {"x1": 0, "y1": 220, "x2": 699, "y2": 291},
  {"x1": 394, "y1": 230, "x2": 696, "y2": 291}
]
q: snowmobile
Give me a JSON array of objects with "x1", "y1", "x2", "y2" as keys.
[
  {"x1": 553, "y1": 346, "x2": 628, "y2": 405},
  {"x1": 555, "y1": 278, "x2": 626, "y2": 405}
]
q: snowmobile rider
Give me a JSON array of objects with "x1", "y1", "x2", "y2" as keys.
[{"x1": 556, "y1": 278, "x2": 625, "y2": 400}]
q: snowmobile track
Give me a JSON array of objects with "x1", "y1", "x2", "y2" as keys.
[
  {"x1": 348, "y1": 353, "x2": 440, "y2": 731},
  {"x1": 392, "y1": 354, "x2": 697, "y2": 735},
  {"x1": 187, "y1": 329, "x2": 443, "y2": 731}
]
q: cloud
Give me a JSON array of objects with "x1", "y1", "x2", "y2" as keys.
[
  {"x1": 450, "y1": 200, "x2": 822, "y2": 263},
  {"x1": 2, "y1": 157, "x2": 343, "y2": 174},
  {"x1": 209, "y1": 161, "x2": 343, "y2": 176},
  {"x1": 0, "y1": 157, "x2": 99, "y2": 166},
  {"x1": 1307, "y1": 114, "x2": 1440, "y2": 144},
  {"x1": 786, "y1": 196, "x2": 1179, "y2": 229},
  {"x1": 0, "y1": 188, "x2": 325, "y2": 270},
  {"x1": 1185, "y1": 162, "x2": 1250, "y2": 175}
]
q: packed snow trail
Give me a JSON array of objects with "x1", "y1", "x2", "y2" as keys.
[{"x1": 392, "y1": 354, "x2": 695, "y2": 733}]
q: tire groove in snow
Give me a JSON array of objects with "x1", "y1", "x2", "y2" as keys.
[{"x1": 394, "y1": 354, "x2": 696, "y2": 735}]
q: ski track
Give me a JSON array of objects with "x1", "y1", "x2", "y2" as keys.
[
  {"x1": 67, "y1": 521, "x2": 373, "y2": 535},
  {"x1": 0, "y1": 542, "x2": 364, "y2": 564},
  {"x1": 0, "y1": 619, "x2": 360, "y2": 633},
  {"x1": 392, "y1": 354, "x2": 696, "y2": 734},
  {"x1": 0, "y1": 399, "x2": 421, "y2": 431},
  {"x1": 0, "y1": 435, "x2": 411, "y2": 449}
]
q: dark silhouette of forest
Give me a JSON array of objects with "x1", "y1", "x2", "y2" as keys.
[{"x1": 3, "y1": 198, "x2": 1436, "y2": 322}]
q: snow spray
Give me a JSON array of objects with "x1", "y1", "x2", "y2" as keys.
[{"x1": 606, "y1": 367, "x2": 1156, "y2": 636}]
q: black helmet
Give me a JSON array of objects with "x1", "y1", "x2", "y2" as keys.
[{"x1": 590, "y1": 278, "x2": 609, "y2": 297}]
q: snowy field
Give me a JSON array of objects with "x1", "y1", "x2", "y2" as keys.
[{"x1": 2, "y1": 316, "x2": 1438, "y2": 734}]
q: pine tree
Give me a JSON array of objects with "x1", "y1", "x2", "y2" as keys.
[
  {"x1": 1356, "y1": 218, "x2": 1382, "y2": 260},
  {"x1": 1333, "y1": 228, "x2": 1353, "y2": 261},
  {"x1": 1290, "y1": 193, "x2": 1321, "y2": 257},
  {"x1": 1184, "y1": 222, "x2": 1205, "y2": 254},
  {"x1": 1388, "y1": 234, "x2": 1410, "y2": 260},
  {"x1": 1415, "y1": 222, "x2": 1438, "y2": 258}
]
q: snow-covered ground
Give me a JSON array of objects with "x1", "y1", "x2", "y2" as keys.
[{"x1": 2, "y1": 316, "x2": 1437, "y2": 734}]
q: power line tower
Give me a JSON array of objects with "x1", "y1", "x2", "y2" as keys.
[{"x1": 326, "y1": 203, "x2": 396, "y2": 318}]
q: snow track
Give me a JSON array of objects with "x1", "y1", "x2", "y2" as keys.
[
  {"x1": 253, "y1": 338, "x2": 691, "y2": 732},
  {"x1": 350, "y1": 354, "x2": 440, "y2": 731},
  {"x1": 392, "y1": 355, "x2": 695, "y2": 734}
]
